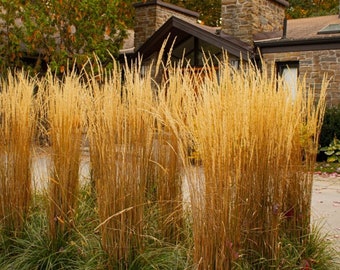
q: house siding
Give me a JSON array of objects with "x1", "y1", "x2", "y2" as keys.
[
  {"x1": 261, "y1": 50, "x2": 340, "y2": 106},
  {"x1": 221, "y1": 0, "x2": 286, "y2": 45}
]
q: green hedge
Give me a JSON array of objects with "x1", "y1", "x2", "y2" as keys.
[{"x1": 318, "y1": 105, "x2": 340, "y2": 161}]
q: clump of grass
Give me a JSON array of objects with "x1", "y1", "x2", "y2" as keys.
[
  {"x1": 149, "y1": 120, "x2": 184, "y2": 243},
  {"x1": 0, "y1": 56, "x2": 335, "y2": 269},
  {"x1": 0, "y1": 72, "x2": 36, "y2": 236},
  {"x1": 0, "y1": 185, "x2": 107, "y2": 270},
  {"x1": 234, "y1": 225, "x2": 339, "y2": 270},
  {"x1": 150, "y1": 67, "x2": 188, "y2": 242},
  {"x1": 163, "y1": 58, "x2": 327, "y2": 269},
  {"x1": 44, "y1": 70, "x2": 85, "y2": 245},
  {"x1": 87, "y1": 61, "x2": 156, "y2": 268}
]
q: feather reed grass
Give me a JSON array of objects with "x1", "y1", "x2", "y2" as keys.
[
  {"x1": 45, "y1": 70, "x2": 84, "y2": 244},
  {"x1": 0, "y1": 55, "x2": 331, "y2": 269},
  {"x1": 150, "y1": 96, "x2": 184, "y2": 243},
  {"x1": 0, "y1": 72, "x2": 36, "y2": 235},
  {"x1": 162, "y1": 59, "x2": 327, "y2": 269},
  {"x1": 87, "y1": 61, "x2": 156, "y2": 267}
]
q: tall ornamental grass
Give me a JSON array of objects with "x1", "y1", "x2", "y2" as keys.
[
  {"x1": 87, "y1": 61, "x2": 156, "y2": 268},
  {"x1": 0, "y1": 55, "x2": 332, "y2": 269},
  {"x1": 45, "y1": 71, "x2": 85, "y2": 244},
  {"x1": 148, "y1": 61, "x2": 192, "y2": 244},
  {"x1": 149, "y1": 119, "x2": 184, "y2": 243},
  {"x1": 0, "y1": 72, "x2": 36, "y2": 235},
  {"x1": 162, "y1": 60, "x2": 327, "y2": 269}
]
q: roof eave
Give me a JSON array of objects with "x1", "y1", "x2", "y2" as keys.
[
  {"x1": 255, "y1": 37, "x2": 340, "y2": 53},
  {"x1": 274, "y1": 0, "x2": 289, "y2": 7}
]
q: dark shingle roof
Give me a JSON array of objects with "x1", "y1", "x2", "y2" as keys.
[{"x1": 254, "y1": 15, "x2": 340, "y2": 52}]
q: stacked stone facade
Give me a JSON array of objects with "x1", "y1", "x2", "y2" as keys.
[
  {"x1": 261, "y1": 50, "x2": 340, "y2": 106},
  {"x1": 133, "y1": 1, "x2": 198, "y2": 51},
  {"x1": 221, "y1": 0, "x2": 287, "y2": 45}
]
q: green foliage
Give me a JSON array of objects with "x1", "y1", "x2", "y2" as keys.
[
  {"x1": 315, "y1": 162, "x2": 340, "y2": 173},
  {"x1": 319, "y1": 105, "x2": 340, "y2": 147},
  {"x1": 165, "y1": 0, "x2": 221, "y2": 26},
  {"x1": 287, "y1": 0, "x2": 339, "y2": 18},
  {"x1": 22, "y1": 0, "x2": 130, "y2": 74},
  {"x1": 0, "y1": 0, "x2": 26, "y2": 72},
  {"x1": 130, "y1": 245, "x2": 192, "y2": 270},
  {"x1": 318, "y1": 105, "x2": 340, "y2": 161},
  {"x1": 2, "y1": 188, "x2": 337, "y2": 269},
  {"x1": 319, "y1": 138, "x2": 340, "y2": 163},
  {"x1": 234, "y1": 226, "x2": 339, "y2": 270},
  {"x1": 0, "y1": 187, "x2": 106, "y2": 270},
  {"x1": 0, "y1": 0, "x2": 135, "y2": 75}
]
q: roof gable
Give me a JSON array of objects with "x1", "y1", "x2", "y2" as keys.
[{"x1": 135, "y1": 16, "x2": 252, "y2": 60}]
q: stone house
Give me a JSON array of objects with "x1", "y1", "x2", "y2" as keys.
[{"x1": 121, "y1": 0, "x2": 340, "y2": 106}]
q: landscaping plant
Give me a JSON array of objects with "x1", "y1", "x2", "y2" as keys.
[
  {"x1": 0, "y1": 72, "x2": 36, "y2": 235},
  {"x1": 45, "y1": 70, "x2": 85, "y2": 245},
  {"x1": 87, "y1": 61, "x2": 157, "y2": 268},
  {"x1": 0, "y1": 57, "x2": 336, "y2": 269},
  {"x1": 319, "y1": 137, "x2": 340, "y2": 162},
  {"x1": 163, "y1": 59, "x2": 327, "y2": 269}
]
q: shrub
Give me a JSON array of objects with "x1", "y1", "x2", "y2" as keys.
[
  {"x1": 318, "y1": 105, "x2": 340, "y2": 161},
  {"x1": 319, "y1": 137, "x2": 340, "y2": 162},
  {"x1": 319, "y1": 105, "x2": 340, "y2": 147}
]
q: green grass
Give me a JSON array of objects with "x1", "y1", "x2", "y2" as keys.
[
  {"x1": 315, "y1": 162, "x2": 340, "y2": 174},
  {"x1": 0, "y1": 186, "x2": 106, "y2": 270},
  {"x1": 0, "y1": 186, "x2": 338, "y2": 269},
  {"x1": 232, "y1": 226, "x2": 339, "y2": 270},
  {"x1": 0, "y1": 185, "x2": 193, "y2": 270}
]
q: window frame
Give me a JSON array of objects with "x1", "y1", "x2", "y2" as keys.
[{"x1": 276, "y1": 61, "x2": 299, "y2": 99}]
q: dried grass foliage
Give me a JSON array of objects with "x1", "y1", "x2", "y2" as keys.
[
  {"x1": 165, "y1": 62, "x2": 327, "y2": 269},
  {"x1": 87, "y1": 62, "x2": 156, "y2": 265},
  {"x1": 0, "y1": 72, "x2": 36, "y2": 235},
  {"x1": 44, "y1": 71, "x2": 85, "y2": 242},
  {"x1": 0, "y1": 56, "x2": 327, "y2": 268}
]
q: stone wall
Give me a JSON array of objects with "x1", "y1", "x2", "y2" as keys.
[
  {"x1": 261, "y1": 50, "x2": 340, "y2": 106},
  {"x1": 134, "y1": 0, "x2": 198, "y2": 51},
  {"x1": 221, "y1": 0, "x2": 287, "y2": 45}
]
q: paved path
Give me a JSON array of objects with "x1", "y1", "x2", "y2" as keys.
[{"x1": 311, "y1": 174, "x2": 340, "y2": 256}]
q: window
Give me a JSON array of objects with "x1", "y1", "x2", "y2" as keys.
[
  {"x1": 318, "y1": 24, "x2": 340, "y2": 35},
  {"x1": 277, "y1": 61, "x2": 299, "y2": 99}
]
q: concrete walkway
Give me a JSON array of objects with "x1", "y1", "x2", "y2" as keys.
[{"x1": 311, "y1": 174, "x2": 340, "y2": 255}]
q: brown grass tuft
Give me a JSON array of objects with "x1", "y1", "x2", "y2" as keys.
[
  {"x1": 0, "y1": 72, "x2": 36, "y2": 235},
  {"x1": 45, "y1": 70, "x2": 85, "y2": 243},
  {"x1": 87, "y1": 61, "x2": 156, "y2": 267},
  {"x1": 162, "y1": 59, "x2": 327, "y2": 269}
]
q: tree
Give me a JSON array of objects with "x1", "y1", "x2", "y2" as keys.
[
  {"x1": 0, "y1": 0, "x2": 25, "y2": 73},
  {"x1": 166, "y1": 0, "x2": 340, "y2": 24},
  {"x1": 287, "y1": 0, "x2": 339, "y2": 18},
  {"x1": 0, "y1": 0, "x2": 135, "y2": 74},
  {"x1": 165, "y1": 0, "x2": 221, "y2": 26}
]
